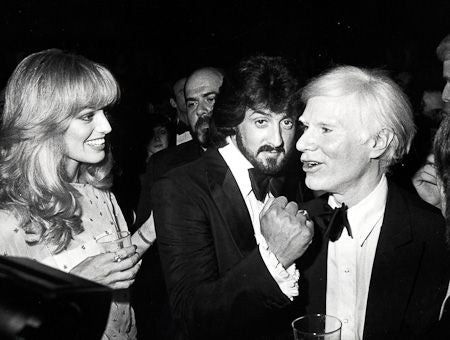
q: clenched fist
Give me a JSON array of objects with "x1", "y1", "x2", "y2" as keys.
[{"x1": 260, "y1": 196, "x2": 314, "y2": 268}]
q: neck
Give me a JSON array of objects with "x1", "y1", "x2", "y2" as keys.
[
  {"x1": 332, "y1": 171, "x2": 384, "y2": 208},
  {"x1": 65, "y1": 159, "x2": 80, "y2": 183}
]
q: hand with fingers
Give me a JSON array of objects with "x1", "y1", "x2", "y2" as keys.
[
  {"x1": 260, "y1": 196, "x2": 314, "y2": 268},
  {"x1": 70, "y1": 245, "x2": 142, "y2": 289},
  {"x1": 412, "y1": 154, "x2": 442, "y2": 209}
]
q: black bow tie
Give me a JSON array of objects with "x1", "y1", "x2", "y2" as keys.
[
  {"x1": 248, "y1": 168, "x2": 285, "y2": 202},
  {"x1": 312, "y1": 196, "x2": 353, "y2": 242}
]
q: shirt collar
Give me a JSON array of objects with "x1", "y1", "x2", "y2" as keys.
[
  {"x1": 328, "y1": 175, "x2": 388, "y2": 245},
  {"x1": 218, "y1": 136, "x2": 254, "y2": 197}
]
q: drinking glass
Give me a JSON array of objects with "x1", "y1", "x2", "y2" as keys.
[
  {"x1": 292, "y1": 314, "x2": 341, "y2": 340},
  {"x1": 96, "y1": 231, "x2": 131, "y2": 253}
]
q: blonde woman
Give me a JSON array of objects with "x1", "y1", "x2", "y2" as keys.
[{"x1": 0, "y1": 49, "x2": 152, "y2": 339}]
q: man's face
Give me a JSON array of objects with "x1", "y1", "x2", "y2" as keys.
[
  {"x1": 296, "y1": 95, "x2": 375, "y2": 199},
  {"x1": 172, "y1": 78, "x2": 187, "y2": 116},
  {"x1": 233, "y1": 107, "x2": 296, "y2": 175},
  {"x1": 185, "y1": 70, "x2": 223, "y2": 146},
  {"x1": 442, "y1": 60, "x2": 450, "y2": 113}
]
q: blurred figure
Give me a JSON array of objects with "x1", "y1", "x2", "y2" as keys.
[
  {"x1": 0, "y1": 49, "x2": 149, "y2": 339},
  {"x1": 145, "y1": 113, "x2": 174, "y2": 163},
  {"x1": 169, "y1": 77, "x2": 192, "y2": 145},
  {"x1": 438, "y1": 34, "x2": 450, "y2": 111},
  {"x1": 412, "y1": 33, "x2": 450, "y2": 209},
  {"x1": 431, "y1": 115, "x2": 450, "y2": 338},
  {"x1": 295, "y1": 65, "x2": 448, "y2": 339}
]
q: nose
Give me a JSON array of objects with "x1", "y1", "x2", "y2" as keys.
[
  {"x1": 268, "y1": 124, "x2": 283, "y2": 147},
  {"x1": 197, "y1": 99, "x2": 213, "y2": 117},
  {"x1": 296, "y1": 128, "x2": 314, "y2": 152},
  {"x1": 95, "y1": 110, "x2": 112, "y2": 134}
]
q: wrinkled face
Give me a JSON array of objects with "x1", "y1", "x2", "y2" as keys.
[
  {"x1": 185, "y1": 70, "x2": 223, "y2": 146},
  {"x1": 232, "y1": 107, "x2": 296, "y2": 175},
  {"x1": 296, "y1": 96, "x2": 377, "y2": 200},
  {"x1": 64, "y1": 108, "x2": 112, "y2": 178},
  {"x1": 442, "y1": 60, "x2": 450, "y2": 113},
  {"x1": 148, "y1": 126, "x2": 169, "y2": 155}
]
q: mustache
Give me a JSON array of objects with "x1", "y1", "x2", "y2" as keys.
[
  {"x1": 257, "y1": 144, "x2": 285, "y2": 154},
  {"x1": 195, "y1": 115, "x2": 210, "y2": 130}
]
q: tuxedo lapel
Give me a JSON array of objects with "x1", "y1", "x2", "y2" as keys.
[
  {"x1": 297, "y1": 198, "x2": 329, "y2": 314},
  {"x1": 204, "y1": 149, "x2": 256, "y2": 257},
  {"x1": 363, "y1": 182, "x2": 421, "y2": 338}
]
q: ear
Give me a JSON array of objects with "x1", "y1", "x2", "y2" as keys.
[
  {"x1": 369, "y1": 128, "x2": 394, "y2": 159},
  {"x1": 169, "y1": 98, "x2": 177, "y2": 109}
]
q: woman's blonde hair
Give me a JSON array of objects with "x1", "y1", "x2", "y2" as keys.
[{"x1": 0, "y1": 49, "x2": 120, "y2": 253}]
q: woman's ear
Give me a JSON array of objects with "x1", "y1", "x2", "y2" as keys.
[{"x1": 369, "y1": 128, "x2": 394, "y2": 159}]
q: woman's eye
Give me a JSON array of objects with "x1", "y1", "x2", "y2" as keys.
[{"x1": 321, "y1": 127, "x2": 331, "y2": 133}]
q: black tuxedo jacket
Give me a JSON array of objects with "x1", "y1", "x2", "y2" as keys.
[
  {"x1": 135, "y1": 139, "x2": 204, "y2": 228},
  {"x1": 152, "y1": 148, "x2": 308, "y2": 339},
  {"x1": 297, "y1": 181, "x2": 450, "y2": 340}
]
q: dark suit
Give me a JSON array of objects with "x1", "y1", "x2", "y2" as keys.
[
  {"x1": 297, "y1": 181, "x2": 450, "y2": 340},
  {"x1": 133, "y1": 139, "x2": 203, "y2": 340},
  {"x1": 135, "y1": 139, "x2": 204, "y2": 228},
  {"x1": 152, "y1": 148, "x2": 309, "y2": 339}
]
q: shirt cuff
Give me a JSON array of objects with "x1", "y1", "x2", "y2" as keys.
[{"x1": 258, "y1": 243, "x2": 300, "y2": 300}]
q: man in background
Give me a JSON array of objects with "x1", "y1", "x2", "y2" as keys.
[{"x1": 133, "y1": 66, "x2": 223, "y2": 339}]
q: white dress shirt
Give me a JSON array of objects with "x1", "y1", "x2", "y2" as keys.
[
  {"x1": 326, "y1": 175, "x2": 388, "y2": 340},
  {"x1": 219, "y1": 137, "x2": 299, "y2": 299}
]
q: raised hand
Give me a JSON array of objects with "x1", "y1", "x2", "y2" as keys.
[
  {"x1": 260, "y1": 196, "x2": 314, "y2": 268},
  {"x1": 412, "y1": 154, "x2": 442, "y2": 209},
  {"x1": 70, "y1": 245, "x2": 142, "y2": 289}
]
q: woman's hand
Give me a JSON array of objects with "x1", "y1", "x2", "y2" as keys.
[{"x1": 70, "y1": 245, "x2": 142, "y2": 289}]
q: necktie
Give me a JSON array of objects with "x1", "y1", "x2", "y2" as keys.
[
  {"x1": 308, "y1": 196, "x2": 353, "y2": 242},
  {"x1": 248, "y1": 168, "x2": 285, "y2": 202}
]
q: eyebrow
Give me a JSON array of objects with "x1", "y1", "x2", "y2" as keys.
[{"x1": 250, "y1": 109, "x2": 291, "y2": 120}]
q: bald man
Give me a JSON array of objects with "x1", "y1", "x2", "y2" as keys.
[
  {"x1": 136, "y1": 67, "x2": 223, "y2": 226},
  {"x1": 185, "y1": 67, "x2": 224, "y2": 146},
  {"x1": 133, "y1": 67, "x2": 223, "y2": 339}
]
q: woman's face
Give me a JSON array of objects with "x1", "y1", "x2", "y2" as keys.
[
  {"x1": 147, "y1": 126, "x2": 169, "y2": 156},
  {"x1": 64, "y1": 108, "x2": 112, "y2": 179}
]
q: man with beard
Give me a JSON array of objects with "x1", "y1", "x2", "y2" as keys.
[
  {"x1": 135, "y1": 67, "x2": 223, "y2": 227},
  {"x1": 133, "y1": 67, "x2": 223, "y2": 339},
  {"x1": 152, "y1": 55, "x2": 313, "y2": 339}
]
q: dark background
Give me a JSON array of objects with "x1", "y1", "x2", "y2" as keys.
[
  {"x1": 2, "y1": 0, "x2": 450, "y2": 95},
  {"x1": 1, "y1": 0, "x2": 450, "y2": 215}
]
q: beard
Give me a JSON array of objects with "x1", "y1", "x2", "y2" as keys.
[
  {"x1": 194, "y1": 114, "x2": 210, "y2": 147},
  {"x1": 235, "y1": 130, "x2": 292, "y2": 175}
]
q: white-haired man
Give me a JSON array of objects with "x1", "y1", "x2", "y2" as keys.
[{"x1": 267, "y1": 65, "x2": 449, "y2": 340}]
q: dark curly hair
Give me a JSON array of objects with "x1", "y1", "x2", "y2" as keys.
[{"x1": 209, "y1": 55, "x2": 303, "y2": 147}]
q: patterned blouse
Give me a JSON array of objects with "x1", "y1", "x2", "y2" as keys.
[{"x1": 0, "y1": 183, "x2": 137, "y2": 340}]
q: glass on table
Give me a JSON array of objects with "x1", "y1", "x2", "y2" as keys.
[{"x1": 292, "y1": 314, "x2": 341, "y2": 340}]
